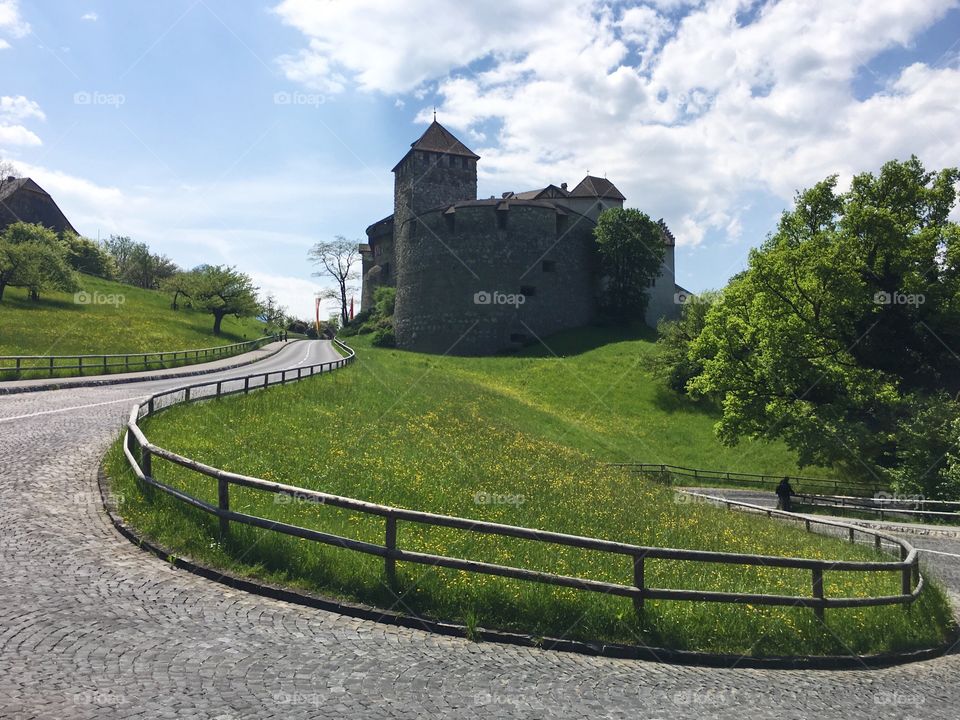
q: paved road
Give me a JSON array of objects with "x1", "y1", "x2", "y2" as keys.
[{"x1": 1, "y1": 340, "x2": 959, "y2": 719}]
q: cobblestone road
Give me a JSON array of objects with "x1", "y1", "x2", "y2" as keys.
[{"x1": 1, "y1": 340, "x2": 958, "y2": 719}]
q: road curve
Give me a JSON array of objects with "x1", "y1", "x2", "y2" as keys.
[{"x1": 1, "y1": 339, "x2": 958, "y2": 719}]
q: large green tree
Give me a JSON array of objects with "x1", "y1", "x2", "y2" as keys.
[
  {"x1": 188, "y1": 264, "x2": 261, "y2": 335},
  {"x1": 593, "y1": 208, "x2": 666, "y2": 320},
  {"x1": 0, "y1": 222, "x2": 78, "y2": 301},
  {"x1": 683, "y1": 157, "x2": 960, "y2": 497}
]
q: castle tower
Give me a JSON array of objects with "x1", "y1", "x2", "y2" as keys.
[{"x1": 391, "y1": 119, "x2": 479, "y2": 235}]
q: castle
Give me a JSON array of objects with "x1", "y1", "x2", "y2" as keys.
[{"x1": 360, "y1": 120, "x2": 681, "y2": 355}]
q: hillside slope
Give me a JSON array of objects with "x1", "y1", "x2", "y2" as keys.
[{"x1": 0, "y1": 274, "x2": 266, "y2": 358}]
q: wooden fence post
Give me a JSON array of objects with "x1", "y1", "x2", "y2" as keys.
[
  {"x1": 812, "y1": 566, "x2": 825, "y2": 620},
  {"x1": 633, "y1": 553, "x2": 645, "y2": 615},
  {"x1": 218, "y1": 477, "x2": 230, "y2": 539},
  {"x1": 385, "y1": 515, "x2": 397, "y2": 590},
  {"x1": 141, "y1": 446, "x2": 152, "y2": 478}
]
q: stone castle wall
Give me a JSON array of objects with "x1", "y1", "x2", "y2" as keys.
[{"x1": 393, "y1": 202, "x2": 598, "y2": 355}]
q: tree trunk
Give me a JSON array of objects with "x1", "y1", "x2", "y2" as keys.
[
  {"x1": 0, "y1": 281, "x2": 5, "y2": 301},
  {"x1": 339, "y1": 282, "x2": 348, "y2": 327},
  {"x1": 213, "y1": 311, "x2": 225, "y2": 335}
]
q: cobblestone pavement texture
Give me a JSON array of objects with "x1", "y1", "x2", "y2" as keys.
[{"x1": 1, "y1": 341, "x2": 958, "y2": 719}]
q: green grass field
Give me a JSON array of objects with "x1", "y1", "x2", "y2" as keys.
[
  {"x1": 0, "y1": 274, "x2": 267, "y2": 378},
  {"x1": 105, "y1": 327, "x2": 955, "y2": 655}
]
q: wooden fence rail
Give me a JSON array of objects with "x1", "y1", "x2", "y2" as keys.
[
  {"x1": 0, "y1": 334, "x2": 281, "y2": 378},
  {"x1": 120, "y1": 339, "x2": 923, "y2": 622},
  {"x1": 616, "y1": 462, "x2": 884, "y2": 497}
]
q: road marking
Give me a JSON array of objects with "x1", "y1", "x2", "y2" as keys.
[
  {"x1": 0, "y1": 395, "x2": 148, "y2": 424},
  {"x1": 916, "y1": 548, "x2": 960, "y2": 559}
]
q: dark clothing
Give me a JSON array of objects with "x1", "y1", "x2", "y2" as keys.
[{"x1": 776, "y1": 478, "x2": 794, "y2": 512}]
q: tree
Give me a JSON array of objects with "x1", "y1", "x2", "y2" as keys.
[
  {"x1": 654, "y1": 289, "x2": 720, "y2": 393},
  {"x1": 160, "y1": 272, "x2": 194, "y2": 310},
  {"x1": 60, "y1": 232, "x2": 117, "y2": 279},
  {"x1": 684, "y1": 158, "x2": 960, "y2": 496},
  {"x1": 259, "y1": 293, "x2": 289, "y2": 330},
  {"x1": 593, "y1": 208, "x2": 666, "y2": 320},
  {"x1": 0, "y1": 222, "x2": 78, "y2": 301},
  {"x1": 188, "y1": 265, "x2": 260, "y2": 335},
  {"x1": 0, "y1": 160, "x2": 18, "y2": 195},
  {"x1": 102, "y1": 235, "x2": 178, "y2": 289},
  {"x1": 308, "y1": 237, "x2": 360, "y2": 327}
]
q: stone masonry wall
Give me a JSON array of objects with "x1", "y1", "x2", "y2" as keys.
[{"x1": 393, "y1": 202, "x2": 598, "y2": 355}]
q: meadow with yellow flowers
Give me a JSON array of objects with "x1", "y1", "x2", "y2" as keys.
[{"x1": 105, "y1": 326, "x2": 955, "y2": 655}]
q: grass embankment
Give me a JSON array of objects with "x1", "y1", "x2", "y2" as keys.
[
  {"x1": 0, "y1": 274, "x2": 267, "y2": 378},
  {"x1": 105, "y1": 327, "x2": 955, "y2": 655}
]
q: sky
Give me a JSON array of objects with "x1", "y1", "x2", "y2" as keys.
[{"x1": 1, "y1": 0, "x2": 959, "y2": 320}]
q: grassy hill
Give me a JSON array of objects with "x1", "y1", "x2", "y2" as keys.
[
  {"x1": 105, "y1": 326, "x2": 953, "y2": 655},
  {"x1": 0, "y1": 274, "x2": 267, "y2": 375}
]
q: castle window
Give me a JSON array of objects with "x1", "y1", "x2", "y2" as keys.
[
  {"x1": 520, "y1": 285, "x2": 536, "y2": 297},
  {"x1": 444, "y1": 212, "x2": 455, "y2": 232},
  {"x1": 510, "y1": 333, "x2": 528, "y2": 343},
  {"x1": 497, "y1": 210, "x2": 508, "y2": 231},
  {"x1": 542, "y1": 260, "x2": 556, "y2": 273},
  {"x1": 461, "y1": 156, "x2": 469, "y2": 169},
  {"x1": 555, "y1": 214, "x2": 568, "y2": 238}
]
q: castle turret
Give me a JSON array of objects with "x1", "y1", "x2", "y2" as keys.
[{"x1": 391, "y1": 120, "x2": 479, "y2": 235}]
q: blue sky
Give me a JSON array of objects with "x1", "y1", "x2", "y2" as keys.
[{"x1": 1, "y1": 0, "x2": 958, "y2": 319}]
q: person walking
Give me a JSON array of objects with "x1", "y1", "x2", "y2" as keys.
[{"x1": 776, "y1": 477, "x2": 795, "y2": 512}]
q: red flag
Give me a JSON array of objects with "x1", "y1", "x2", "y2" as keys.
[{"x1": 349, "y1": 296, "x2": 355, "y2": 321}]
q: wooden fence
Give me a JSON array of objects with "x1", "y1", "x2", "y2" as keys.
[
  {"x1": 121, "y1": 340, "x2": 923, "y2": 622},
  {"x1": 616, "y1": 462, "x2": 884, "y2": 496},
  {"x1": 0, "y1": 334, "x2": 281, "y2": 378}
]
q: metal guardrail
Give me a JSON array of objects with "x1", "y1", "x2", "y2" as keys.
[
  {"x1": 0, "y1": 334, "x2": 281, "y2": 378},
  {"x1": 617, "y1": 463, "x2": 884, "y2": 497},
  {"x1": 119, "y1": 340, "x2": 922, "y2": 622}
]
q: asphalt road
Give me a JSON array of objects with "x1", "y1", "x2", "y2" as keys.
[{"x1": 1, "y1": 340, "x2": 958, "y2": 719}]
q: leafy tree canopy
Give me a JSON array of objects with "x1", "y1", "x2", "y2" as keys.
[
  {"x1": 593, "y1": 208, "x2": 666, "y2": 320},
  {"x1": 681, "y1": 157, "x2": 960, "y2": 497}
]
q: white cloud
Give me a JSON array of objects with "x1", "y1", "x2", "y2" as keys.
[
  {"x1": 0, "y1": 0, "x2": 29, "y2": 39},
  {"x1": 0, "y1": 95, "x2": 45, "y2": 123},
  {"x1": 275, "y1": 0, "x2": 960, "y2": 248},
  {"x1": 0, "y1": 95, "x2": 45, "y2": 148},
  {"x1": 0, "y1": 125, "x2": 41, "y2": 146},
  {"x1": 0, "y1": 39, "x2": 10, "y2": 50},
  {"x1": 81, "y1": 11, "x2": 98, "y2": 21}
]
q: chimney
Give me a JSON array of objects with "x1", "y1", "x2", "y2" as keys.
[
  {"x1": 561, "y1": 182, "x2": 567, "y2": 191},
  {"x1": 6, "y1": 176, "x2": 15, "y2": 182}
]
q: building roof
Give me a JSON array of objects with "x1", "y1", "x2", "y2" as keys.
[
  {"x1": 409, "y1": 120, "x2": 479, "y2": 158},
  {"x1": 658, "y1": 219, "x2": 676, "y2": 246},
  {"x1": 0, "y1": 176, "x2": 78, "y2": 235},
  {"x1": 392, "y1": 120, "x2": 479, "y2": 172},
  {"x1": 509, "y1": 184, "x2": 570, "y2": 201},
  {"x1": 568, "y1": 175, "x2": 625, "y2": 201},
  {"x1": 0, "y1": 176, "x2": 40, "y2": 201}
]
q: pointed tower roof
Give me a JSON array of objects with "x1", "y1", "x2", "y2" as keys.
[
  {"x1": 569, "y1": 175, "x2": 625, "y2": 201},
  {"x1": 410, "y1": 120, "x2": 479, "y2": 158},
  {"x1": 392, "y1": 120, "x2": 479, "y2": 171}
]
